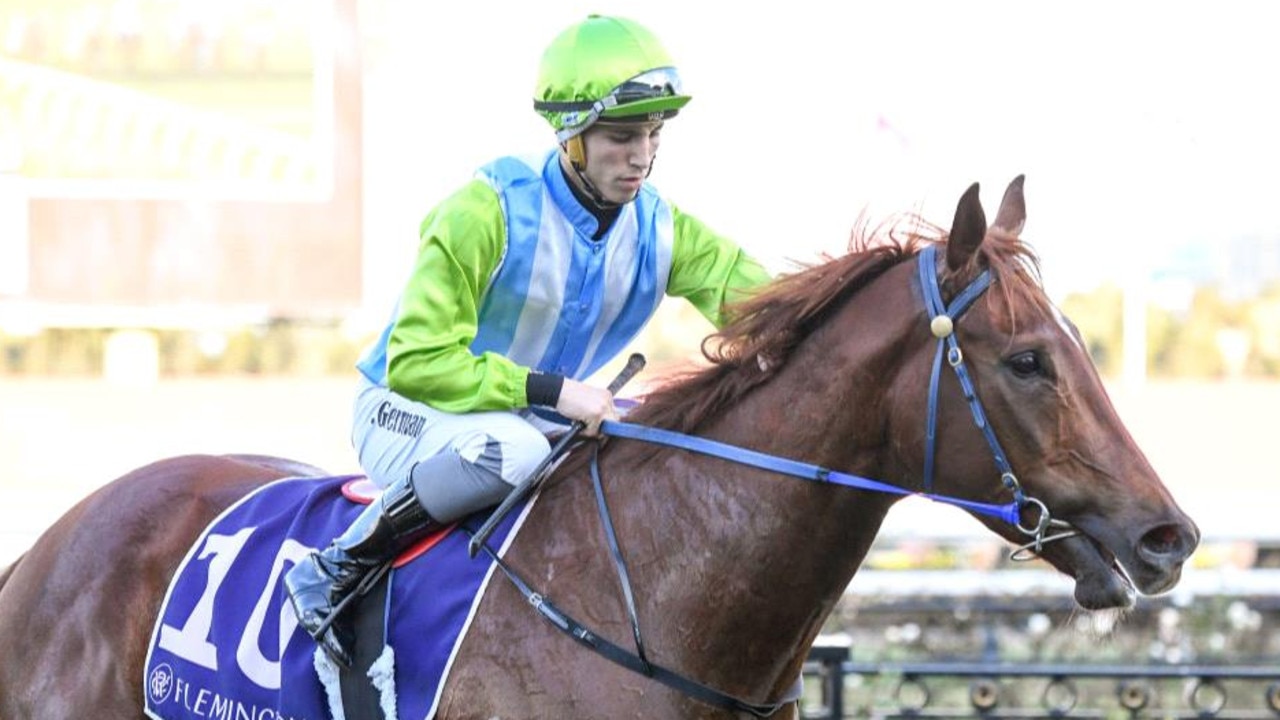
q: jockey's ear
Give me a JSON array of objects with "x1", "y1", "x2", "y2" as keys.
[
  {"x1": 992, "y1": 175, "x2": 1027, "y2": 236},
  {"x1": 946, "y1": 182, "x2": 986, "y2": 271}
]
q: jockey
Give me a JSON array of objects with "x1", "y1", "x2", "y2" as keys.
[{"x1": 284, "y1": 14, "x2": 772, "y2": 668}]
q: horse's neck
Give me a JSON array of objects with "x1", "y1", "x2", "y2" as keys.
[
  {"x1": 705, "y1": 259, "x2": 920, "y2": 497},
  {"x1": 521, "y1": 271, "x2": 919, "y2": 700}
]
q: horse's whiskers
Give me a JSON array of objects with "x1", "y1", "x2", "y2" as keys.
[{"x1": 1071, "y1": 606, "x2": 1129, "y2": 639}]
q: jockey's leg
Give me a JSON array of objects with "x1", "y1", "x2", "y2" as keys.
[
  {"x1": 283, "y1": 469, "x2": 437, "y2": 668},
  {"x1": 292, "y1": 382, "x2": 553, "y2": 666},
  {"x1": 284, "y1": 449, "x2": 518, "y2": 669},
  {"x1": 408, "y1": 449, "x2": 513, "y2": 522}
]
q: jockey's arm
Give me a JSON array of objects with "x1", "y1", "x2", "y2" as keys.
[
  {"x1": 666, "y1": 206, "x2": 772, "y2": 329},
  {"x1": 386, "y1": 181, "x2": 535, "y2": 413}
]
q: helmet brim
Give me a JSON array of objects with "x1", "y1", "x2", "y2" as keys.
[{"x1": 599, "y1": 94, "x2": 691, "y2": 120}]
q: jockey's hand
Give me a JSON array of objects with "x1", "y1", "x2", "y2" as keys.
[{"x1": 555, "y1": 379, "x2": 619, "y2": 437}]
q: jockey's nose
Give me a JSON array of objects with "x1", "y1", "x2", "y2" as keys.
[{"x1": 629, "y1": 143, "x2": 653, "y2": 169}]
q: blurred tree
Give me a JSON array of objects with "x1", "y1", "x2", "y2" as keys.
[
  {"x1": 1058, "y1": 283, "x2": 1280, "y2": 379},
  {"x1": 1147, "y1": 303, "x2": 1180, "y2": 377},
  {"x1": 1247, "y1": 282, "x2": 1280, "y2": 376},
  {"x1": 1158, "y1": 286, "x2": 1238, "y2": 377},
  {"x1": 1060, "y1": 284, "x2": 1123, "y2": 376}
]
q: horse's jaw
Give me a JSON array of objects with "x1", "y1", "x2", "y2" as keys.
[{"x1": 1047, "y1": 532, "x2": 1137, "y2": 610}]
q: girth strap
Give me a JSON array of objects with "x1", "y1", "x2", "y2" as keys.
[
  {"x1": 471, "y1": 537, "x2": 802, "y2": 717},
  {"x1": 589, "y1": 443, "x2": 652, "y2": 675},
  {"x1": 468, "y1": 447, "x2": 805, "y2": 718}
]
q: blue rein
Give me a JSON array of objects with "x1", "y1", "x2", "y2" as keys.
[
  {"x1": 599, "y1": 419, "x2": 1021, "y2": 526},
  {"x1": 599, "y1": 244, "x2": 1041, "y2": 531}
]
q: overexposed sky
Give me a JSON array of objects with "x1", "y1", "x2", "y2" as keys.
[{"x1": 360, "y1": 0, "x2": 1280, "y2": 314}]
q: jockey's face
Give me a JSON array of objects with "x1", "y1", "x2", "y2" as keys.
[{"x1": 575, "y1": 119, "x2": 664, "y2": 204}]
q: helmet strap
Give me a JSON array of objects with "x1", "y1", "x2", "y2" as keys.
[
  {"x1": 565, "y1": 136, "x2": 587, "y2": 171},
  {"x1": 559, "y1": 141, "x2": 623, "y2": 210}
]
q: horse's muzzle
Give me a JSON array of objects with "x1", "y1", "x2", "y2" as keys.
[{"x1": 1132, "y1": 519, "x2": 1200, "y2": 594}]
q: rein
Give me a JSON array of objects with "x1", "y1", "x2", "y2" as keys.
[
  {"x1": 478, "y1": 244, "x2": 1078, "y2": 716},
  {"x1": 599, "y1": 420, "x2": 1020, "y2": 524},
  {"x1": 603, "y1": 245, "x2": 1075, "y2": 553}
]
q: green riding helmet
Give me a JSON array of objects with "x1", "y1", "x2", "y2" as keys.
[{"x1": 534, "y1": 15, "x2": 691, "y2": 141}]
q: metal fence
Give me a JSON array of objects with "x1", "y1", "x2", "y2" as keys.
[
  {"x1": 798, "y1": 572, "x2": 1280, "y2": 719},
  {"x1": 801, "y1": 644, "x2": 1280, "y2": 719}
]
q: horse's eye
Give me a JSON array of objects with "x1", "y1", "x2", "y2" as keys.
[{"x1": 1006, "y1": 351, "x2": 1044, "y2": 379}]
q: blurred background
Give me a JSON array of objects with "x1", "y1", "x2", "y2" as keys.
[{"x1": 1, "y1": 0, "x2": 1278, "y2": 715}]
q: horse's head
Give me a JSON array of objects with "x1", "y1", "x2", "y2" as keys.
[
  {"x1": 633, "y1": 175, "x2": 1197, "y2": 614},
  {"x1": 907, "y1": 176, "x2": 1198, "y2": 610}
]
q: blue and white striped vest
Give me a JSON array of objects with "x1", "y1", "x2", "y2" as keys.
[
  {"x1": 358, "y1": 150, "x2": 675, "y2": 387},
  {"x1": 473, "y1": 150, "x2": 674, "y2": 379}
]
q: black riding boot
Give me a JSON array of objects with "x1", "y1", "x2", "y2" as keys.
[{"x1": 284, "y1": 475, "x2": 437, "y2": 668}]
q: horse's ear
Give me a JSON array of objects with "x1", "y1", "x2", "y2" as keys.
[
  {"x1": 992, "y1": 174, "x2": 1027, "y2": 235},
  {"x1": 946, "y1": 182, "x2": 987, "y2": 270}
]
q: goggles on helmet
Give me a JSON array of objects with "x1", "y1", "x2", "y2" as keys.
[
  {"x1": 607, "y1": 67, "x2": 684, "y2": 107},
  {"x1": 535, "y1": 67, "x2": 686, "y2": 141}
]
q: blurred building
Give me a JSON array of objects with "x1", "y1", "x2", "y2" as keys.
[{"x1": 0, "y1": 0, "x2": 363, "y2": 374}]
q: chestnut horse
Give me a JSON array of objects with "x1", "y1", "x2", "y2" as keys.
[{"x1": 0, "y1": 177, "x2": 1197, "y2": 719}]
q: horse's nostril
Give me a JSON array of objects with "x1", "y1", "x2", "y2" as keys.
[{"x1": 1139, "y1": 523, "x2": 1195, "y2": 561}]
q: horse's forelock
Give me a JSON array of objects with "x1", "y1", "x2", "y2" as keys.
[
  {"x1": 972, "y1": 228, "x2": 1054, "y2": 334},
  {"x1": 634, "y1": 214, "x2": 941, "y2": 433}
]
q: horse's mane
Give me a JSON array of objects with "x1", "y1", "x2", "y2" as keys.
[{"x1": 629, "y1": 214, "x2": 1048, "y2": 434}]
